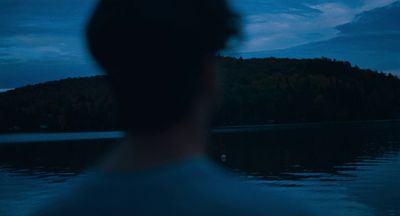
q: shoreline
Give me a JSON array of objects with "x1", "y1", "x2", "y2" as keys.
[{"x1": 1, "y1": 119, "x2": 400, "y2": 144}]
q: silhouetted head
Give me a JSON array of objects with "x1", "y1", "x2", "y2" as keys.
[{"x1": 87, "y1": 0, "x2": 239, "y2": 135}]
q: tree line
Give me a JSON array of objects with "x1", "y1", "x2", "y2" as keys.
[{"x1": 1, "y1": 57, "x2": 400, "y2": 132}]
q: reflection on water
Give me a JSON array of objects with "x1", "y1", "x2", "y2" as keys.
[
  {"x1": 248, "y1": 152, "x2": 400, "y2": 216},
  {"x1": 0, "y1": 121, "x2": 400, "y2": 216},
  {"x1": 0, "y1": 168, "x2": 92, "y2": 216},
  {"x1": 0, "y1": 139, "x2": 114, "y2": 216},
  {"x1": 210, "y1": 122, "x2": 400, "y2": 216}
]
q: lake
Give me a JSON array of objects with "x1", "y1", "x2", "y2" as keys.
[{"x1": 0, "y1": 121, "x2": 399, "y2": 216}]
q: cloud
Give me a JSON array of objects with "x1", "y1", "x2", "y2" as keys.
[
  {"x1": 337, "y1": 1, "x2": 400, "y2": 34},
  {"x1": 235, "y1": 1, "x2": 400, "y2": 75},
  {"x1": 0, "y1": 34, "x2": 87, "y2": 63},
  {"x1": 231, "y1": 0, "x2": 400, "y2": 53},
  {"x1": 361, "y1": 0, "x2": 398, "y2": 10},
  {"x1": 0, "y1": 0, "x2": 99, "y2": 88},
  {"x1": 0, "y1": 0, "x2": 95, "y2": 63},
  {"x1": 233, "y1": 3, "x2": 353, "y2": 52}
]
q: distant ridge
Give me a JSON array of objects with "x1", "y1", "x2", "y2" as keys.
[{"x1": 1, "y1": 57, "x2": 400, "y2": 133}]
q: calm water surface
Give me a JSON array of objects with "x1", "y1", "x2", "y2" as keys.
[{"x1": 0, "y1": 122, "x2": 399, "y2": 216}]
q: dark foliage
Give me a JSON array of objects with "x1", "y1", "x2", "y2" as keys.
[
  {"x1": 215, "y1": 57, "x2": 400, "y2": 125},
  {"x1": 1, "y1": 57, "x2": 400, "y2": 132},
  {"x1": 0, "y1": 76, "x2": 120, "y2": 132}
]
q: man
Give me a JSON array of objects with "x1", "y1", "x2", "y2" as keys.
[{"x1": 35, "y1": 0, "x2": 313, "y2": 215}]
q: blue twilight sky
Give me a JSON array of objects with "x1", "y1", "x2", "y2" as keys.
[{"x1": 0, "y1": 0, "x2": 399, "y2": 89}]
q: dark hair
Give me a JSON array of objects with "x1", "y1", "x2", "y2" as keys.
[{"x1": 87, "y1": 0, "x2": 239, "y2": 134}]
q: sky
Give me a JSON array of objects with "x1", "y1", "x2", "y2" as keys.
[
  {"x1": 0, "y1": 0, "x2": 399, "y2": 89},
  {"x1": 229, "y1": 0, "x2": 399, "y2": 51}
]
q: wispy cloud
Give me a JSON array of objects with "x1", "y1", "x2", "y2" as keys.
[
  {"x1": 232, "y1": 0, "x2": 400, "y2": 53},
  {"x1": 0, "y1": 0, "x2": 99, "y2": 88},
  {"x1": 361, "y1": 0, "x2": 398, "y2": 10},
  {"x1": 0, "y1": 34, "x2": 86, "y2": 63},
  {"x1": 236, "y1": 1, "x2": 400, "y2": 77}
]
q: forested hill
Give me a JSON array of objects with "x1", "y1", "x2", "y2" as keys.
[
  {"x1": 1, "y1": 57, "x2": 400, "y2": 133},
  {"x1": 215, "y1": 57, "x2": 400, "y2": 125},
  {"x1": 0, "y1": 77, "x2": 119, "y2": 132}
]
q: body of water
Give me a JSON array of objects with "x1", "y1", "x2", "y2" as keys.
[{"x1": 1, "y1": 121, "x2": 399, "y2": 215}]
